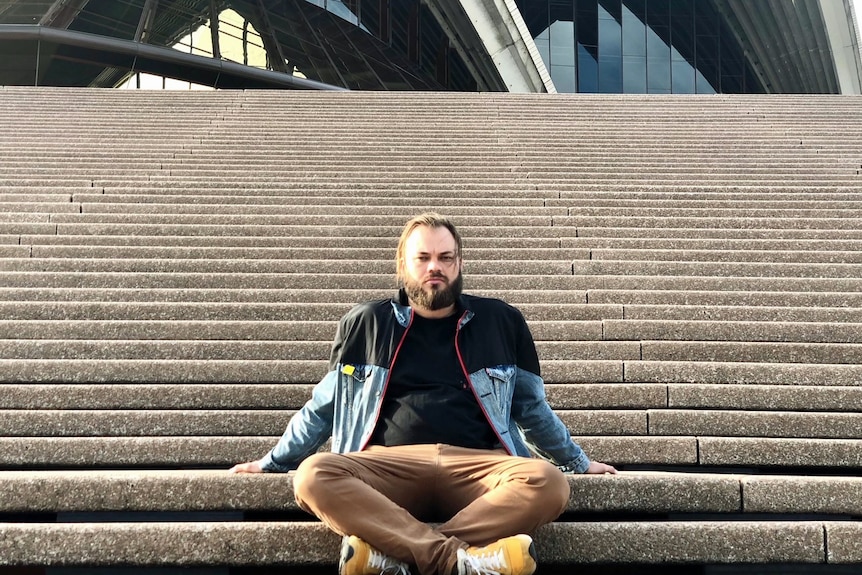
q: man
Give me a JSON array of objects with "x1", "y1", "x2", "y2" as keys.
[{"x1": 231, "y1": 213, "x2": 617, "y2": 575}]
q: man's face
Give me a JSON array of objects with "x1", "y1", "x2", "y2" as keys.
[{"x1": 400, "y1": 225, "x2": 463, "y2": 312}]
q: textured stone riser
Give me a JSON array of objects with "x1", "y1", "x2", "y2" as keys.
[
  {"x1": 0, "y1": 435, "x2": 861, "y2": 468},
  {"x1": 1, "y1": 520, "x2": 857, "y2": 567},
  {"x1": 0, "y1": 358, "x2": 859, "y2": 386},
  {"x1": 0, "y1": 163, "x2": 856, "y2": 175},
  {"x1": 7, "y1": 223, "x2": 862, "y2": 242},
  {"x1": 2, "y1": 286, "x2": 861, "y2": 307},
  {"x1": 5, "y1": 271, "x2": 862, "y2": 292},
  {"x1": 3, "y1": 382, "x2": 861, "y2": 412},
  {"x1": 0, "y1": 339, "x2": 860, "y2": 364},
  {"x1": 8, "y1": 246, "x2": 862, "y2": 265},
  {"x1": 0, "y1": 469, "x2": 860, "y2": 515},
  {"x1": 0, "y1": 300, "x2": 860, "y2": 321},
  {"x1": 2, "y1": 407, "x2": 862, "y2": 439}
]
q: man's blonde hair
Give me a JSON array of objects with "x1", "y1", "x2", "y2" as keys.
[{"x1": 395, "y1": 212, "x2": 463, "y2": 284}]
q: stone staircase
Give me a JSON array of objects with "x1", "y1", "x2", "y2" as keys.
[{"x1": 1, "y1": 86, "x2": 862, "y2": 574}]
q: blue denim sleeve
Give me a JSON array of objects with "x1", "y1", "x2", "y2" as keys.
[
  {"x1": 259, "y1": 369, "x2": 337, "y2": 472},
  {"x1": 510, "y1": 366, "x2": 591, "y2": 474}
]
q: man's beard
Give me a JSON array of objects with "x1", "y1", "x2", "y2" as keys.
[{"x1": 404, "y1": 272, "x2": 463, "y2": 311}]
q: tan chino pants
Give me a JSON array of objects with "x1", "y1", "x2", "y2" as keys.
[{"x1": 293, "y1": 444, "x2": 570, "y2": 575}]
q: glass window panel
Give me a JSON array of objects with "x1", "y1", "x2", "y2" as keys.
[
  {"x1": 551, "y1": 64, "x2": 576, "y2": 92},
  {"x1": 695, "y1": 68, "x2": 716, "y2": 94},
  {"x1": 576, "y1": 1, "x2": 598, "y2": 48},
  {"x1": 536, "y1": 29, "x2": 551, "y2": 68},
  {"x1": 598, "y1": 55, "x2": 622, "y2": 92},
  {"x1": 0, "y1": 2, "x2": 53, "y2": 24},
  {"x1": 599, "y1": 13, "x2": 621, "y2": 57},
  {"x1": 671, "y1": 58, "x2": 694, "y2": 93},
  {"x1": 672, "y1": 0, "x2": 693, "y2": 16},
  {"x1": 646, "y1": 0, "x2": 669, "y2": 27},
  {"x1": 577, "y1": 43, "x2": 598, "y2": 92},
  {"x1": 623, "y1": 54, "x2": 646, "y2": 92},
  {"x1": 623, "y1": 0, "x2": 645, "y2": 20},
  {"x1": 550, "y1": 20, "x2": 575, "y2": 67},
  {"x1": 647, "y1": 56, "x2": 670, "y2": 92},
  {"x1": 360, "y1": 0, "x2": 381, "y2": 38},
  {"x1": 622, "y1": 0, "x2": 645, "y2": 56},
  {"x1": 0, "y1": 39, "x2": 38, "y2": 85},
  {"x1": 598, "y1": 0, "x2": 621, "y2": 20},
  {"x1": 69, "y1": 0, "x2": 144, "y2": 40},
  {"x1": 670, "y1": 13, "x2": 694, "y2": 62}
]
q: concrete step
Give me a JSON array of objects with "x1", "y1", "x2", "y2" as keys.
[
  {"x1": 0, "y1": 358, "x2": 859, "y2": 386},
  {"x1": 0, "y1": 519, "x2": 847, "y2": 567},
  {"x1": 0, "y1": 302, "x2": 617, "y2": 321},
  {"x1": 640, "y1": 341, "x2": 862, "y2": 364},
  {"x1": 20, "y1": 234, "x2": 559, "y2": 249},
  {"x1": 578, "y1": 435, "x2": 862, "y2": 468},
  {"x1": 647, "y1": 409, "x2": 862, "y2": 439},
  {"x1": 0, "y1": 433, "x2": 860, "y2": 469},
  {"x1": 0, "y1": 383, "x2": 662, "y2": 410},
  {"x1": 0, "y1": 319, "x2": 601, "y2": 342},
  {"x1": 5, "y1": 469, "x2": 862, "y2": 518},
  {"x1": 5, "y1": 381, "x2": 862, "y2": 414},
  {"x1": 588, "y1": 249, "x2": 862, "y2": 264},
  {"x1": 668, "y1": 384, "x2": 862, "y2": 412},
  {"x1": 0, "y1": 272, "x2": 587, "y2": 290},
  {"x1": 588, "y1": 289, "x2": 862, "y2": 307},
  {"x1": 3, "y1": 407, "x2": 859, "y2": 439},
  {"x1": 24, "y1": 245, "x2": 583, "y2": 261},
  {"x1": 0, "y1": 339, "x2": 640, "y2": 361},
  {"x1": 0, "y1": 258, "x2": 571, "y2": 275},
  {"x1": 0, "y1": 287, "x2": 583, "y2": 304},
  {"x1": 566, "y1": 215, "x2": 862, "y2": 230},
  {"x1": 606, "y1": 321, "x2": 862, "y2": 344}
]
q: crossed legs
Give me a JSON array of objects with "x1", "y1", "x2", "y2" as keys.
[{"x1": 292, "y1": 444, "x2": 570, "y2": 575}]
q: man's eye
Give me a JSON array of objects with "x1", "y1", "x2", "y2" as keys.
[{"x1": 440, "y1": 256, "x2": 455, "y2": 263}]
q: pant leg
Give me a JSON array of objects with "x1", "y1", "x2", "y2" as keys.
[
  {"x1": 433, "y1": 445, "x2": 571, "y2": 547},
  {"x1": 292, "y1": 445, "x2": 465, "y2": 575}
]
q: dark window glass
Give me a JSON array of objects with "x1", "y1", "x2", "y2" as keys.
[
  {"x1": 695, "y1": 68, "x2": 716, "y2": 94},
  {"x1": 0, "y1": 39, "x2": 38, "y2": 85},
  {"x1": 578, "y1": 43, "x2": 598, "y2": 91},
  {"x1": 360, "y1": 0, "x2": 381, "y2": 39},
  {"x1": 576, "y1": 0, "x2": 598, "y2": 91}
]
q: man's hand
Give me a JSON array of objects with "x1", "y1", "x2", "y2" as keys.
[
  {"x1": 586, "y1": 461, "x2": 617, "y2": 474},
  {"x1": 229, "y1": 460, "x2": 264, "y2": 474}
]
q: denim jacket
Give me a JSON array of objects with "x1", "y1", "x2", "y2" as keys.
[{"x1": 260, "y1": 291, "x2": 591, "y2": 474}]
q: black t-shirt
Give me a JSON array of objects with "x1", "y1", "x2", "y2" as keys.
[{"x1": 368, "y1": 311, "x2": 499, "y2": 449}]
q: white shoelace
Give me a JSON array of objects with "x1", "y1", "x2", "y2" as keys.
[
  {"x1": 367, "y1": 547, "x2": 411, "y2": 575},
  {"x1": 457, "y1": 547, "x2": 506, "y2": 575}
]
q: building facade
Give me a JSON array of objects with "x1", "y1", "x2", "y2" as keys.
[{"x1": 0, "y1": 0, "x2": 860, "y2": 93}]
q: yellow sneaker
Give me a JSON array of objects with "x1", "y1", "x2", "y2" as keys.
[
  {"x1": 455, "y1": 534, "x2": 537, "y2": 575},
  {"x1": 339, "y1": 535, "x2": 411, "y2": 575}
]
